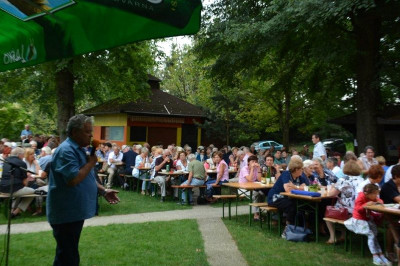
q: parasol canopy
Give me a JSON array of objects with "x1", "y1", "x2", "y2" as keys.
[{"x1": 0, "y1": 0, "x2": 202, "y2": 72}]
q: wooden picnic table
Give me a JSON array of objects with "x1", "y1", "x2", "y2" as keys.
[
  {"x1": 207, "y1": 169, "x2": 238, "y2": 179},
  {"x1": 207, "y1": 169, "x2": 237, "y2": 174},
  {"x1": 158, "y1": 171, "x2": 189, "y2": 176},
  {"x1": 130, "y1": 167, "x2": 152, "y2": 193},
  {"x1": 364, "y1": 204, "x2": 400, "y2": 216},
  {"x1": 280, "y1": 191, "x2": 335, "y2": 242},
  {"x1": 223, "y1": 182, "x2": 273, "y2": 224}
]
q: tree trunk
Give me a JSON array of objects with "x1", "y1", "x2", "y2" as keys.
[
  {"x1": 55, "y1": 61, "x2": 75, "y2": 141},
  {"x1": 352, "y1": 8, "x2": 382, "y2": 155}
]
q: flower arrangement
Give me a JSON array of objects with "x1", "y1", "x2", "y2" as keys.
[{"x1": 309, "y1": 180, "x2": 320, "y2": 192}]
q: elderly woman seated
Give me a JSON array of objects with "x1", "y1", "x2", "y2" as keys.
[
  {"x1": 263, "y1": 155, "x2": 281, "y2": 180},
  {"x1": 311, "y1": 158, "x2": 337, "y2": 186},
  {"x1": 302, "y1": 159, "x2": 315, "y2": 183},
  {"x1": 325, "y1": 160, "x2": 364, "y2": 244},
  {"x1": 132, "y1": 147, "x2": 150, "y2": 194},
  {"x1": 267, "y1": 159, "x2": 308, "y2": 233},
  {"x1": 205, "y1": 151, "x2": 229, "y2": 202},
  {"x1": 239, "y1": 155, "x2": 262, "y2": 220}
]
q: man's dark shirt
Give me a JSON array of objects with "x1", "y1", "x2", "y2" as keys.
[
  {"x1": 154, "y1": 156, "x2": 173, "y2": 176},
  {"x1": 0, "y1": 156, "x2": 27, "y2": 193},
  {"x1": 122, "y1": 150, "x2": 137, "y2": 174},
  {"x1": 380, "y1": 179, "x2": 400, "y2": 204}
]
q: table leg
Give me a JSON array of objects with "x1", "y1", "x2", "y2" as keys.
[
  {"x1": 295, "y1": 199, "x2": 299, "y2": 226},
  {"x1": 136, "y1": 170, "x2": 141, "y2": 193},
  {"x1": 315, "y1": 202, "x2": 319, "y2": 242},
  {"x1": 249, "y1": 190, "x2": 253, "y2": 226},
  {"x1": 236, "y1": 189, "x2": 239, "y2": 222},
  {"x1": 228, "y1": 200, "x2": 232, "y2": 220}
]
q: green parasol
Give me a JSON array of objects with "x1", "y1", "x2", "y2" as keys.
[{"x1": 0, "y1": 0, "x2": 202, "y2": 72}]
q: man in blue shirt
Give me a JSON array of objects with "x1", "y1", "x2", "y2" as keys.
[
  {"x1": 20, "y1": 124, "x2": 33, "y2": 137},
  {"x1": 47, "y1": 114, "x2": 119, "y2": 266},
  {"x1": 38, "y1": 146, "x2": 52, "y2": 170}
]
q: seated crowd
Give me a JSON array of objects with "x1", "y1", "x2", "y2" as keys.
[
  {"x1": 235, "y1": 134, "x2": 400, "y2": 266},
  {"x1": 2, "y1": 129, "x2": 400, "y2": 265}
]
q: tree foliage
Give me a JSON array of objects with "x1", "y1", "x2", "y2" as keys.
[
  {"x1": 188, "y1": 0, "x2": 400, "y2": 151},
  {"x1": 0, "y1": 41, "x2": 157, "y2": 139},
  {"x1": 0, "y1": 103, "x2": 29, "y2": 140}
]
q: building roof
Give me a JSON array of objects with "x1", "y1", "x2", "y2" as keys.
[{"x1": 83, "y1": 87, "x2": 205, "y2": 118}]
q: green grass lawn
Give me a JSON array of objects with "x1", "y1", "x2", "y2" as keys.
[
  {"x1": 0, "y1": 190, "x2": 191, "y2": 225},
  {"x1": 6, "y1": 219, "x2": 208, "y2": 265},
  {"x1": 224, "y1": 215, "x2": 373, "y2": 266}
]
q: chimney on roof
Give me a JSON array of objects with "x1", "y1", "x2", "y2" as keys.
[{"x1": 147, "y1": 74, "x2": 161, "y2": 89}]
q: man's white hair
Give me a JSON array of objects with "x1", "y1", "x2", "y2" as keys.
[
  {"x1": 29, "y1": 140, "x2": 37, "y2": 146},
  {"x1": 187, "y1": 154, "x2": 196, "y2": 161},
  {"x1": 42, "y1": 146, "x2": 52, "y2": 155},
  {"x1": 66, "y1": 114, "x2": 93, "y2": 137},
  {"x1": 11, "y1": 147, "x2": 24, "y2": 157}
]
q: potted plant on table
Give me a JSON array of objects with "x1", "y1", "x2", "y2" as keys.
[{"x1": 309, "y1": 180, "x2": 320, "y2": 192}]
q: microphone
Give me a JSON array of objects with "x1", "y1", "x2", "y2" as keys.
[
  {"x1": 90, "y1": 139, "x2": 100, "y2": 156},
  {"x1": 2, "y1": 158, "x2": 37, "y2": 174}
]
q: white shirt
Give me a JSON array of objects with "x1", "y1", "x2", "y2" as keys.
[
  {"x1": 360, "y1": 156, "x2": 378, "y2": 171},
  {"x1": 132, "y1": 155, "x2": 148, "y2": 177},
  {"x1": 332, "y1": 166, "x2": 341, "y2": 175},
  {"x1": 313, "y1": 142, "x2": 326, "y2": 159},
  {"x1": 356, "y1": 179, "x2": 379, "y2": 195},
  {"x1": 176, "y1": 159, "x2": 189, "y2": 171},
  {"x1": 108, "y1": 151, "x2": 123, "y2": 169},
  {"x1": 241, "y1": 154, "x2": 249, "y2": 171},
  {"x1": 385, "y1": 164, "x2": 399, "y2": 183}
]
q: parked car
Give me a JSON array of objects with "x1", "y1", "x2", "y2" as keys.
[
  {"x1": 322, "y1": 138, "x2": 346, "y2": 156},
  {"x1": 251, "y1": 140, "x2": 284, "y2": 151}
]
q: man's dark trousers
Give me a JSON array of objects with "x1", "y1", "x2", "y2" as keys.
[{"x1": 51, "y1": 220, "x2": 84, "y2": 266}]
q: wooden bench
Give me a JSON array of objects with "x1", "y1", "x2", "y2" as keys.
[
  {"x1": 323, "y1": 217, "x2": 351, "y2": 251},
  {"x1": 0, "y1": 193, "x2": 45, "y2": 199},
  {"x1": 171, "y1": 185, "x2": 207, "y2": 204},
  {"x1": 248, "y1": 203, "x2": 269, "y2": 226},
  {"x1": 322, "y1": 217, "x2": 385, "y2": 256},
  {"x1": 259, "y1": 206, "x2": 280, "y2": 234},
  {"x1": 249, "y1": 202, "x2": 269, "y2": 207},
  {"x1": 119, "y1": 173, "x2": 152, "y2": 193},
  {"x1": 213, "y1": 194, "x2": 246, "y2": 220},
  {"x1": 0, "y1": 193, "x2": 46, "y2": 218},
  {"x1": 97, "y1": 173, "x2": 108, "y2": 186}
]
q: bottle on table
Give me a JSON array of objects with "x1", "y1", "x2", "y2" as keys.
[
  {"x1": 267, "y1": 166, "x2": 271, "y2": 179},
  {"x1": 261, "y1": 167, "x2": 266, "y2": 184}
]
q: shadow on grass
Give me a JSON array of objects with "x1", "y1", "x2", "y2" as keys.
[
  {"x1": 223, "y1": 215, "x2": 373, "y2": 266},
  {"x1": 0, "y1": 190, "x2": 191, "y2": 225}
]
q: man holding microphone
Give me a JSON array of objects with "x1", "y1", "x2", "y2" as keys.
[{"x1": 47, "y1": 114, "x2": 119, "y2": 266}]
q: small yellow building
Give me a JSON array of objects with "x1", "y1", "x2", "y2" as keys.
[{"x1": 83, "y1": 75, "x2": 205, "y2": 148}]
